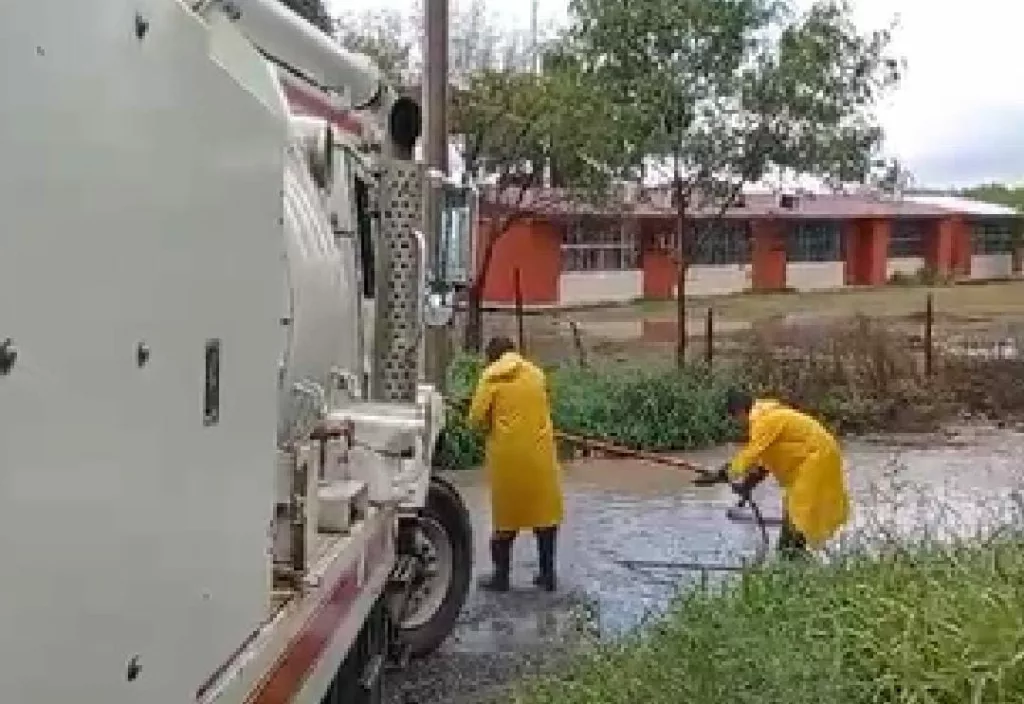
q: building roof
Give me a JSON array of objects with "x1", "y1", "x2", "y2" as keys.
[
  {"x1": 904, "y1": 195, "x2": 1020, "y2": 217},
  {"x1": 481, "y1": 187, "x2": 997, "y2": 221}
]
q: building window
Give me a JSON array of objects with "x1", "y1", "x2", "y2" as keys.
[
  {"x1": 973, "y1": 220, "x2": 1016, "y2": 254},
  {"x1": 561, "y1": 217, "x2": 639, "y2": 272},
  {"x1": 890, "y1": 220, "x2": 926, "y2": 257},
  {"x1": 685, "y1": 221, "x2": 750, "y2": 265},
  {"x1": 787, "y1": 221, "x2": 841, "y2": 262}
]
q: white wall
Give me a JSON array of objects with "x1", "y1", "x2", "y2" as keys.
[
  {"x1": 559, "y1": 270, "x2": 643, "y2": 305},
  {"x1": 887, "y1": 256, "x2": 925, "y2": 279},
  {"x1": 970, "y1": 254, "x2": 1013, "y2": 280},
  {"x1": 787, "y1": 262, "x2": 845, "y2": 291},
  {"x1": 685, "y1": 264, "x2": 751, "y2": 297}
]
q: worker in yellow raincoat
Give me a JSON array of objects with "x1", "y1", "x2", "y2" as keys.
[
  {"x1": 468, "y1": 336, "x2": 564, "y2": 592},
  {"x1": 697, "y1": 389, "x2": 850, "y2": 557}
]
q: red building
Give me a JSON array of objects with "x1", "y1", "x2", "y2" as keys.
[{"x1": 476, "y1": 190, "x2": 1022, "y2": 306}]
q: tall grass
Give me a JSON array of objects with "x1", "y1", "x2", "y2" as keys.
[{"x1": 512, "y1": 479, "x2": 1024, "y2": 704}]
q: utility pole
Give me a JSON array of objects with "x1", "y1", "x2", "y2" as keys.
[
  {"x1": 530, "y1": 0, "x2": 539, "y2": 73},
  {"x1": 424, "y1": 0, "x2": 450, "y2": 390}
]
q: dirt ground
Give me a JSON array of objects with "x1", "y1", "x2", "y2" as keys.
[{"x1": 476, "y1": 280, "x2": 1024, "y2": 366}]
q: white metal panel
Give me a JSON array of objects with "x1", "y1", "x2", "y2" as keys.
[
  {"x1": 278, "y1": 142, "x2": 362, "y2": 442},
  {"x1": 787, "y1": 262, "x2": 845, "y2": 291},
  {"x1": 970, "y1": 254, "x2": 1014, "y2": 280},
  {"x1": 559, "y1": 270, "x2": 643, "y2": 305},
  {"x1": 887, "y1": 256, "x2": 925, "y2": 279},
  {"x1": 0, "y1": 3, "x2": 285, "y2": 702},
  {"x1": 686, "y1": 264, "x2": 750, "y2": 297}
]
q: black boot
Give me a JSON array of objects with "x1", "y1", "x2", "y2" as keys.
[
  {"x1": 533, "y1": 526, "x2": 557, "y2": 592},
  {"x1": 478, "y1": 535, "x2": 513, "y2": 592}
]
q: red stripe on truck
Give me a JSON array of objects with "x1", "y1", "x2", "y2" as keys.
[{"x1": 244, "y1": 522, "x2": 390, "y2": 704}]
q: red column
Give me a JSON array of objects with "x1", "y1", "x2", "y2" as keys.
[
  {"x1": 640, "y1": 222, "x2": 677, "y2": 299},
  {"x1": 750, "y1": 220, "x2": 787, "y2": 291},
  {"x1": 843, "y1": 219, "x2": 889, "y2": 286},
  {"x1": 843, "y1": 220, "x2": 861, "y2": 285},
  {"x1": 926, "y1": 216, "x2": 971, "y2": 278},
  {"x1": 926, "y1": 218, "x2": 953, "y2": 276},
  {"x1": 863, "y1": 219, "x2": 891, "y2": 286},
  {"x1": 479, "y1": 217, "x2": 560, "y2": 304},
  {"x1": 951, "y1": 217, "x2": 972, "y2": 277}
]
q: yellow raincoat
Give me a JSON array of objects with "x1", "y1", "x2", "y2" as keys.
[
  {"x1": 728, "y1": 399, "x2": 850, "y2": 547},
  {"x1": 468, "y1": 351, "x2": 564, "y2": 532}
]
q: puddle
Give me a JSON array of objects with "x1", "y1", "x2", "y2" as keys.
[{"x1": 387, "y1": 426, "x2": 1024, "y2": 703}]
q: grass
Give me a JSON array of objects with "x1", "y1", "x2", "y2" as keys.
[
  {"x1": 510, "y1": 484, "x2": 1024, "y2": 704},
  {"x1": 512, "y1": 542, "x2": 1024, "y2": 704},
  {"x1": 611, "y1": 279, "x2": 1024, "y2": 325}
]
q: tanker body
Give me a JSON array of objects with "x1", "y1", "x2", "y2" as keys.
[{"x1": 0, "y1": 1, "x2": 474, "y2": 702}]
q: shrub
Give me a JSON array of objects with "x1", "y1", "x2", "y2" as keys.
[
  {"x1": 436, "y1": 356, "x2": 740, "y2": 470},
  {"x1": 738, "y1": 315, "x2": 948, "y2": 434}
]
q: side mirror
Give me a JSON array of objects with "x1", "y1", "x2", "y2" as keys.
[
  {"x1": 426, "y1": 171, "x2": 476, "y2": 291},
  {"x1": 439, "y1": 184, "x2": 474, "y2": 290}
]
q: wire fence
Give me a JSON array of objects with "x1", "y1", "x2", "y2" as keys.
[{"x1": 467, "y1": 290, "x2": 1024, "y2": 372}]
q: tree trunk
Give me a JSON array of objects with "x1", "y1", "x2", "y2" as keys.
[
  {"x1": 464, "y1": 283, "x2": 484, "y2": 353},
  {"x1": 463, "y1": 223, "x2": 502, "y2": 353},
  {"x1": 673, "y1": 157, "x2": 687, "y2": 369}
]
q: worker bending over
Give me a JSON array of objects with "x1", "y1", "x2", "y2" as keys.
[
  {"x1": 697, "y1": 390, "x2": 851, "y2": 557},
  {"x1": 468, "y1": 336, "x2": 564, "y2": 592}
]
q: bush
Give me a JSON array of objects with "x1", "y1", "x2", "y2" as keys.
[
  {"x1": 513, "y1": 537, "x2": 1024, "y2": 704},
  {"x1": 436, "y1": 356, "x2": 740, "y2": 471},
  {"x1": 738, "y1": 315, "x2": 948, "y2": 434}
]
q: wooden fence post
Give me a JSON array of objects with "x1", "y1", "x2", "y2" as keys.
[
  {"x1": 924, "y1": 292, "x2": 934, "y2": 377},
  {"x1": 514, "y1": 267, "x2": 525, "y2": 352},
  {"x1": 704, "y1": 307, "x2": 714, "y2": 369}
]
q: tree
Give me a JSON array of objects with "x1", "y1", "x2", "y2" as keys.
[
  {"x1": 454, "y1": 60, "x2": 628, "y2": 351},
  {"x1": 568, "y1": 0, "x2": 901, "y2": 366},
  {"x1": 280, "y1": 0, "x2": 333, "y2": 35},
  {"x1": 334, "y1": 8, "x2": 417, "y2": 85},
  {"x1": 333, "y1": 0, "x2": 553, "y2": 87}
]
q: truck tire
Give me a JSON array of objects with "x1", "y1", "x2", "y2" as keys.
[{"x1": 396, "y1": 474, "x2": 473, "y2": 658}]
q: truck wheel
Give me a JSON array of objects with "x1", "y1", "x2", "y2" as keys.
[{"x1": 396, "y1": 474, "x2": 473, "y2": 657}]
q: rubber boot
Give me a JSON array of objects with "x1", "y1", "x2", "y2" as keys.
[
  {"x1": 533, "y1": 526, "x2": 557, "y2": 592},
  {"x1": 478, "y1": 535, "x2": 513, "y2": 592}
]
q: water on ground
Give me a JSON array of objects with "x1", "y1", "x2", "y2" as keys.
[{"x1": 385, "y1": 425, "x2": 1024, "y2": 704}]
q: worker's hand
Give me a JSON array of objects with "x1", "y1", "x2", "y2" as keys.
[
  {"x1": 730, "y1": 465, "x2": 768, "y2": 499},
  {"x1": 693, "y1": 466, "x2": 729, "y2": 487}
]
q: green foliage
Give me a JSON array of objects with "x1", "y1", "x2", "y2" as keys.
[
  {"x1": 548, "y1": 364, "x2": 738, "y2": 451},
  {"x1": 438, "y1": 357, "x2": 740, "y2": 470},
  {"x1": 453, "y1": 64, "x2": 627, "y2": 198},
  {"x1": 513, "y1": 538, "x2": 1024, "y2": 704},
  {"x1": 334, "y1": 8, "x2": 415, "y2": 86},
  {"x1": 566, "y1": 0, "x2": 903, "y2": 194},
  {"x1": 961, "y1": 183, "x2": 1024, "y2": 213}
]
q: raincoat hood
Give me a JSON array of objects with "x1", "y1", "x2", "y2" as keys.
[
  {"x1": 482, "y1": 351, "x2": 526, "y2": 382},
  {"x1": 751, "y1": 398, "x2": 783, "y2": 416}
]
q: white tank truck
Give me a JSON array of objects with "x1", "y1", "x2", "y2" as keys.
[{"x1": 0, "y1": 1, "x2": 478, "y2": 702}]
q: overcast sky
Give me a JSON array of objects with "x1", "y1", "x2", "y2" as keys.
[{"x1": 329, "y1": 0, "x2": 1024, "y2": 188}]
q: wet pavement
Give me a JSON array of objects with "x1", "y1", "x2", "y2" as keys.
[{"x1": 384, "y1": 425, "x2": 1024, "y2": 704}]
